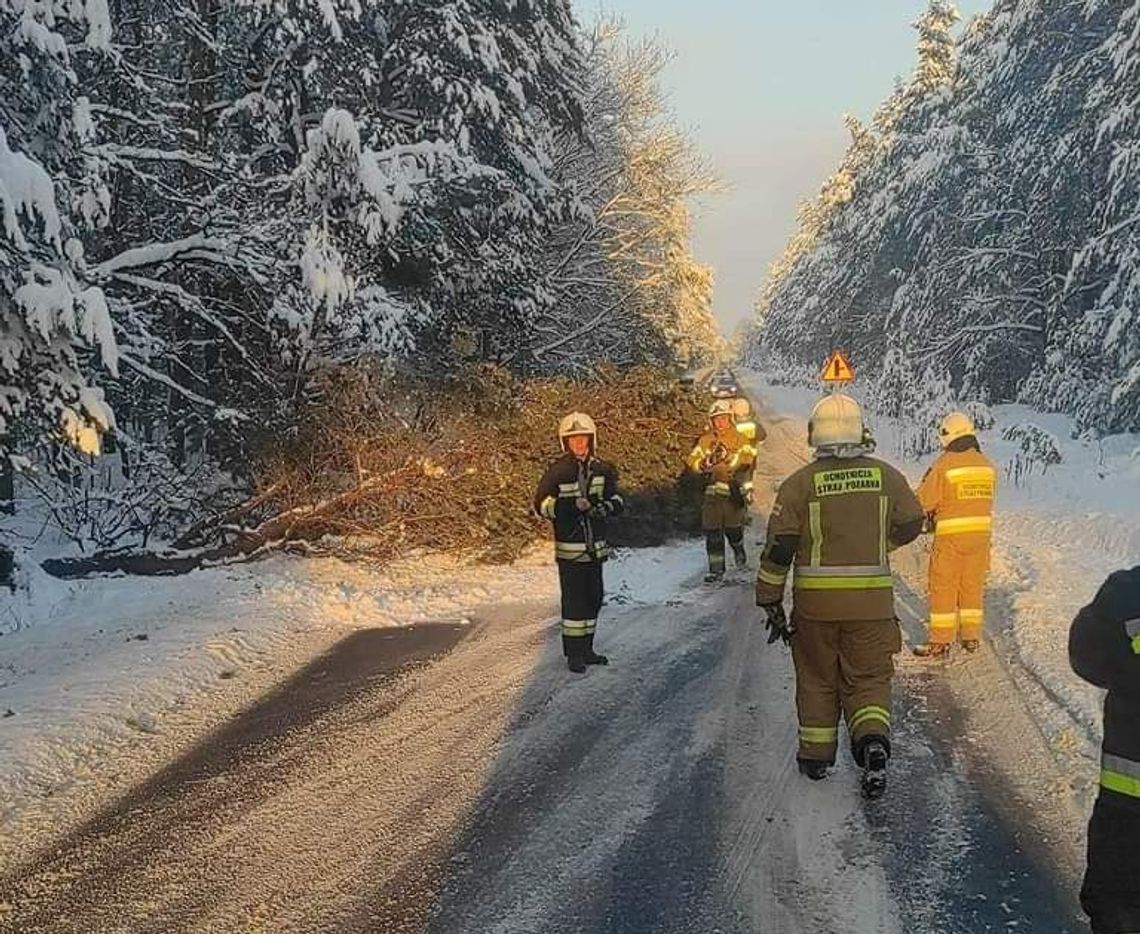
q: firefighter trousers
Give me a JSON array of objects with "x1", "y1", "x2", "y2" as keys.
[
  {"x1": 928, "y1": 535, "x2": 990, "y2": 644},
  {"x1": 1081, "y1": 796, "x2": 1140, "y2": 934},
  {"x1": 558, "y1": 560, "x2": 604, "y2": 641},
  {"x1": 702, "y1": 495, "x2": 747, "y2": 574},
  {"x1": 791, "y1": 615, "x2": 902, "y2": 766}
]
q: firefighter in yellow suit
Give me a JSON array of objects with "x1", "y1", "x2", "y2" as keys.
[
  {"x1": 688, "y1": 399, "x2": 757, "y2": 582},
  {"x1": 913, "y1": 412, "x2": 997, "y2": 658},
  {"x1": 755, "y1": 393, "x2": 925, "y2": 798},
  {"x1": 731, "y1": 396, "x2": 767, "y2": 446},
  {"x1": 731, "y1": 396, "x2": 766, "y2": 527}
]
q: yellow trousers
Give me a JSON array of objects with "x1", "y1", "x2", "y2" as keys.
[{"x1": 928, "y1": 536, "x2": 990, "y2": 644}]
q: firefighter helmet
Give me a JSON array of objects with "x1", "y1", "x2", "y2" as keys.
[
  {"x1": 558, "y1": 412, "x2": 597, "y2": 451},
  {"x1": 708, "y1": 399, "x2": 735, "y2": 427},
  {"x1": 731, "y1": 397, "x2": 752, "y2": 419},
  {"x1": 938, "y1": 411, "x2": 975, "y2": 447},
  {"x1": 808, "y1": 393, "x2": 865, "y2": 448}
]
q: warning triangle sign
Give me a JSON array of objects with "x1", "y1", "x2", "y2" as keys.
[{"x1": 820, "y1": 350, "x2": 855, "y2": 383}]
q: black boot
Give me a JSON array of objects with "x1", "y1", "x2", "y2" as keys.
[
  {"x1": 798, "y1": 758, "x2": 830, "y2": 781},
  {"x1": 861, "y1": 740, "x2": 889, "y2": 800},
  {"x1": 566, "y1": 636, "x2": 587, "y2": 674},
  {"x1": 732, "y1": 543, "x2": 748, "y2": 568},
  {"x1": 584, "y1": 633, "x2": 608, "y2": 666},
  {"x1": 561, "y1": 634, "x2": 572, "y2": 657}
]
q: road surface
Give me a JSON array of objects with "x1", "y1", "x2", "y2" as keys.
[{"x1": 0, "y1": 407, "x2": 1090, "y2": 933}]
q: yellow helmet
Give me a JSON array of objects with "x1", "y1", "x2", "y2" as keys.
[
  {"x1": 558, "y1": 412, "x2": 597, "y2": 450},
  {"x1": 938, "y1": 411, "x2": 975, "y2": 447},
  {"x1": 808, "y1": 393, "x2": 865, "y2": 448},
  {"x1": 731, "y1": 397, "x2": 752, "y2": 419}
]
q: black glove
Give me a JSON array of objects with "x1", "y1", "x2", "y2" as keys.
[
  {"x1": 760, "y1": 603, "x2": 794, "y2": 645},
  {"x1": 588, "y1": 495, "x2": 617, "y2": 518}
]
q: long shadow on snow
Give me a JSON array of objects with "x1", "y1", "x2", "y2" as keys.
[{"x1": 0, "y1": 623, "x2": 470, "y2": 929}]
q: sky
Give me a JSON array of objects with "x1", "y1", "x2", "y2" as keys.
[{"x1": 572, "y1": 0, "x2": 993, "y2": 334}]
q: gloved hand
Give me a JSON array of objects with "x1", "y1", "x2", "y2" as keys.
[
  {"x1": 588, "y1": 499, "x2": 611, "y2": 518},
  {"x1": 575, "y1": 496, "x2": 592, "y2": 513},
  {"x1": 760, "y1": 602, "x2": 794, "y2": 645}
]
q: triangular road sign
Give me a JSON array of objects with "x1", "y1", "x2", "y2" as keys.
[{"x1": 820, "y1": 350, "x2": 855, "y2": 383}]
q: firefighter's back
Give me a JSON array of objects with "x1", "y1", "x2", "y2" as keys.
[{"x1": 782, "y1": 454, "x2": 916, "y2": 624}]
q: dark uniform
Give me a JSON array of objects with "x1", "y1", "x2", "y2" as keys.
[
  {"x1": 756, "y1": 455, "x2": 924, "y2": 776},
  {"x1": 534, "y1": 453, "x2": 624, "y2": 670},
  {"x1": 1069, "y1": 566, "x2": 1140, "y2": 934}
]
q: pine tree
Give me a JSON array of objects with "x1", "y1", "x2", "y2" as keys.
[
  {"x1": 1, "y1": 1, "x2": 117, "y2": 459},
  {"x1": 749, "y1": 0, "x2": 1140, "y2": 434},
  {"x1": 913, "y1": 0, "x2": 960, "y2": 93}
]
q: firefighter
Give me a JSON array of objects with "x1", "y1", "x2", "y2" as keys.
[
  {"x1": 534, "y1": 413, "x2": 625, "y2": 674},
  {"x1": 687, "y1": 399, "x2": 758, "y2": 582},
  {"x1": 1069, "y1": 566, "x2": 1140, "y2": 934},
  {"x1": 731, "y1": 396, "x2": 767, "y2": 447},
  {"x1": 1067, "y1": 565, "x2": 1140, "y2": 930},
  {"x1": 913, "y1": 412, "x2": 997, "y2": 658},
  {"x1": 755, "y1": 393, "x2": 924, "y2": 799},
  {"x1": 732, "y1": 397, "x2": 766, "y2": 527}
]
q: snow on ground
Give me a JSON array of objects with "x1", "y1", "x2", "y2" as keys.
[
  {"x1": 0, "y1": 537, "x2": 698, "y2": 870},
  {"x1": 751, "y1": 370, "x2": 1140, "y2": 805}
]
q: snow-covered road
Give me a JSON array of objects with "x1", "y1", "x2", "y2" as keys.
[
  {"x1": 0, "y1": 565, "x2": 1086, "y2": 933},
  {"x1": 0, "y1": 394, "x2": 1092, "y2": 933}
]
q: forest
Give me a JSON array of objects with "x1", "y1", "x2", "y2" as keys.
[{"x1": 747, "y1": 0, "x2": 1140, "y2": 437}]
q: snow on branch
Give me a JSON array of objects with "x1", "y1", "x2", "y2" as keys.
[{"x1": 92, "y1": 235, "x2": 230, "y2": 277}]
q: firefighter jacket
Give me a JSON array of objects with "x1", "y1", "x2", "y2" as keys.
[
  {"x1": 756, "y1": 455, "x2": 925, "y2": 622},
  {"x1": 687, "y1": 426, "x2": 757, "y2": 500},
  {"x1": 917, "y1": 440, "x2": 997, "y2": 540},
  {"x1": 534, "y1": 454, "x2": 624, "y2": 564},
  {"x1": 1070, "y1": 567, "x2": 1140, "y2": 812},
  {"x1": 734, "y1": 415, "x2": 767, "y2": 446}
]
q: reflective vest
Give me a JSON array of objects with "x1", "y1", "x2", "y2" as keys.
[
  {"x1": 917, "y1": 447, "x2": 997, "y2": 539},
  {"x1": 688, "y1": 426, "x2": 757, "y2": 498}
]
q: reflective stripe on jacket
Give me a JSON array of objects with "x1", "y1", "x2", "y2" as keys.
[
  {"x1": 1069, "y1": 567, "x2": 1140, "y2": 809},
  {"x1": 534, "y1": 453, "x2": 624, "y2": 564},
  {"x1": 918, "y1": 447, "x2": 997, "y2": 539},
  {"x1": 688, "y1": 426, "x2": 757, "y2": 496},
  {"x1": 756, "y1": 455, "x2": 925, "y2": 622}
]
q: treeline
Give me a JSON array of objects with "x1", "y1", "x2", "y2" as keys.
[
  {"x1": 1, "y1": 1, "x2": 719, "y2": 550},
  {"x1": 746, "y1": 0, "x2": 1140, "y2": 435}
]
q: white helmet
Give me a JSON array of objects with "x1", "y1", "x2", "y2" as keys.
[
  {"x1": 938, "y1": 411, "x2": 975, "y2": 447},
  {"x1": 558, "y1": 412, "x2": 597, "y2": 451},
  {"x1": 731, "y1": 397, "x2": 752, "y2": 419},
  {"x1": 708, "y1": 399, "x2": 735, "y2": 425},
  {"x1": 808, "y1": 393, "x2": 865, "y2": 448}
]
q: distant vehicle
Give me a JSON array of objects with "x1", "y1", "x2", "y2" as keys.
[
  {"x1": 678, "y1": 369, "x2": 699, "y2": 389},
  {"x1": 709, "y1": 371, "x2": 738, "y2": 398}
]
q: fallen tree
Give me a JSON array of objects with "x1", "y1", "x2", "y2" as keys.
[{"x1": 41, "y1": 365, "x2": 710, "y2": 578}]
